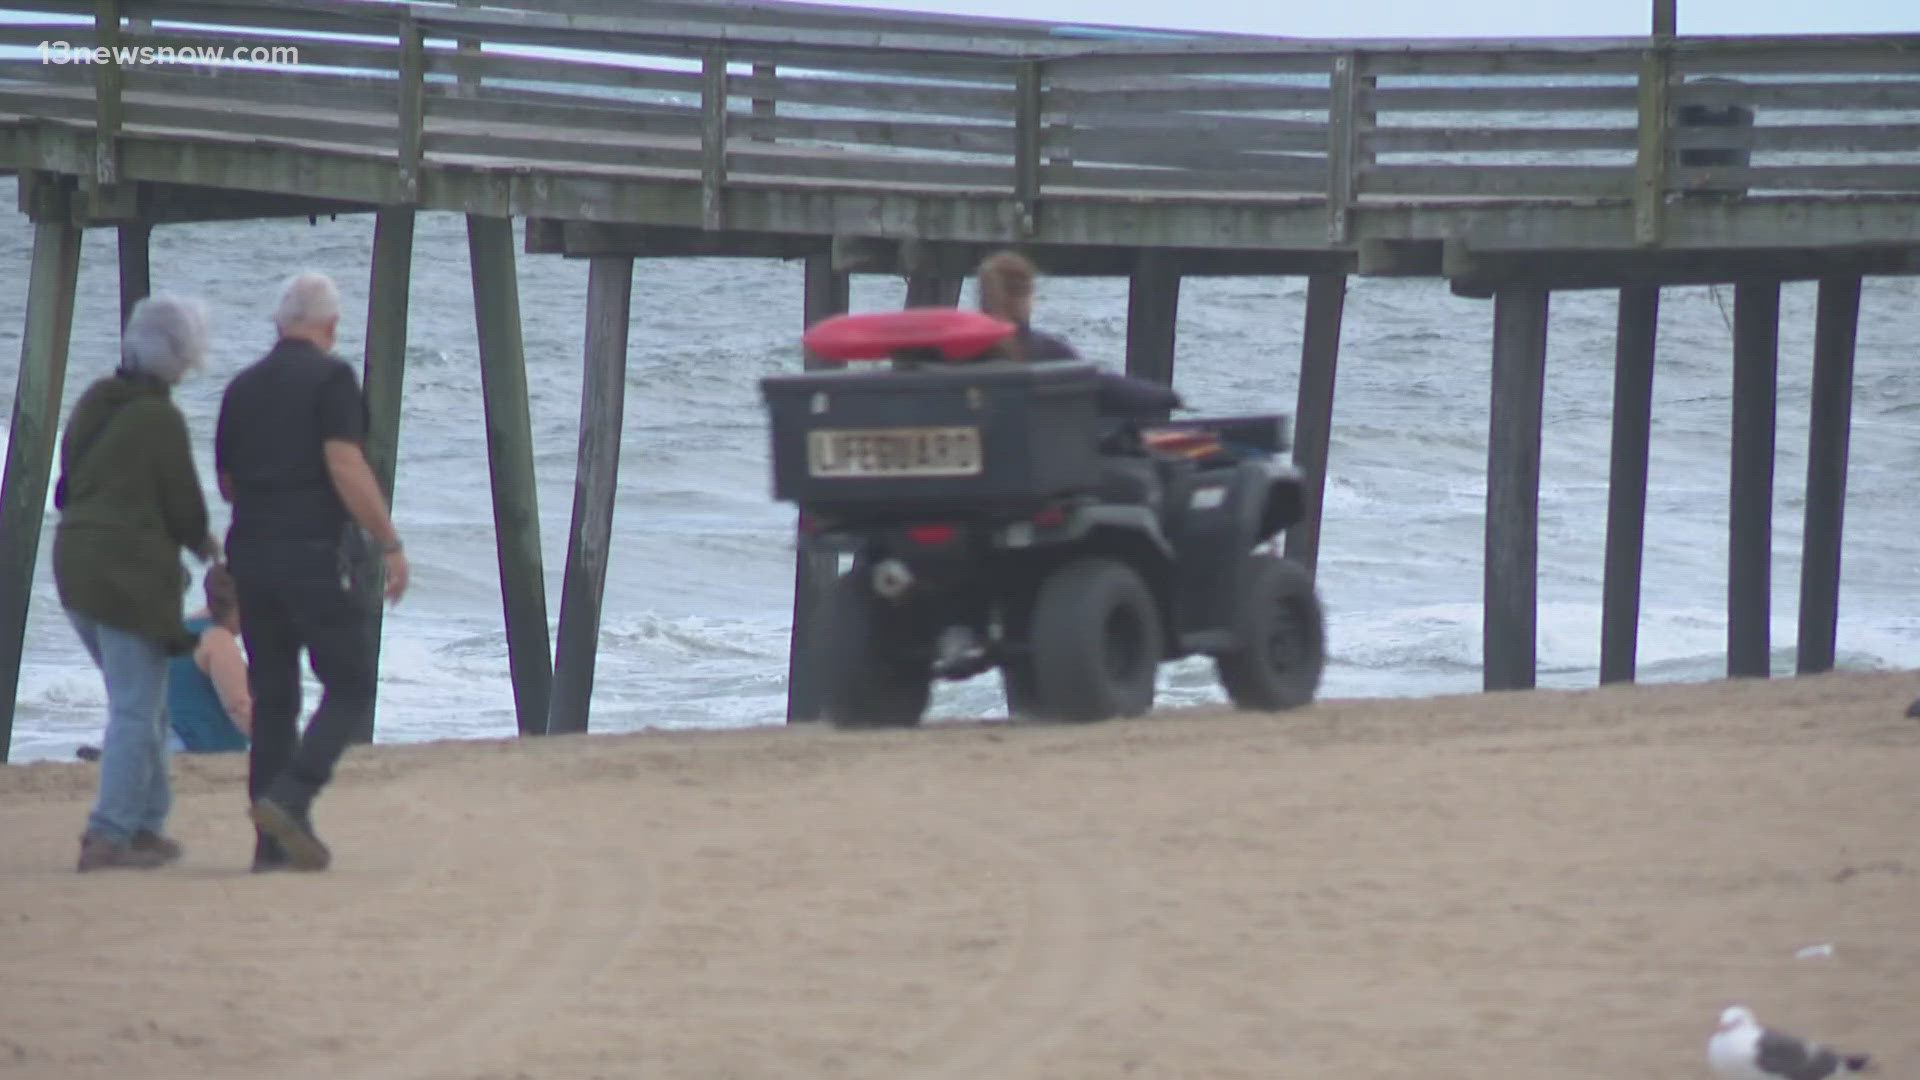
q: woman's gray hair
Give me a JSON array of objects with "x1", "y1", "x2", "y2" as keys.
[
  {"x1": 273, "y1": 271, "x2": 341, "y2": 334},
  {"x1": 120, "y1": 294, "x2": 211, "y2": 384}
]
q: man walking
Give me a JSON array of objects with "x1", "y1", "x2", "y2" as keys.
[{"x1": 216, "y1": 271, "x2": 409, "y2": 871}]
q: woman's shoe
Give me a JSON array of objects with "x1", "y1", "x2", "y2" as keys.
[
  {"x1": 76, "y1": 833, "x2": 170, "y2": 872},
  {"x1": 131, "y1": 831, "x2": 184, "y2": 864}
]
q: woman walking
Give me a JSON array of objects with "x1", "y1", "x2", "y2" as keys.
[{"x1": 54, "y1": 294, "x2": 222, "y2": 872}]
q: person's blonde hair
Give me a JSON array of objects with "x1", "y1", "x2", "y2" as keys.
[
  {"x1": 976, "y1": 250, "x2": 1037, "y2": 360},
  {"x1": 976, "y1": 250, "x2": 1037, "y2": 320}
]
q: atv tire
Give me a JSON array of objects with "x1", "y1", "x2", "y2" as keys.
[
  {"x1": 1214, "y1": 554, "x2": 1324, "y2": 711},
  {"x1": 818, "y1": 571, "x2": 931, "y2": 728},
  {"x1": 1028, "y1": 557, "x2": 1160, "y2": 722}
]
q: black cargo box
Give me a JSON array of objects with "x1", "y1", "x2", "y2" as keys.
[{"x1": 761, "y1": 360, "x2": 1102, "y2": 508}]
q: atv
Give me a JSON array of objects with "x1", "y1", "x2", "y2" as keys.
[{"x1": 761, "y1": 308, "x2": 1326, "y2": 727}]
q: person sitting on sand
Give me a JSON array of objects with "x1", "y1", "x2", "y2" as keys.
[{"x1": 168, "y1": 566, "x2": 252, "y2": 753}]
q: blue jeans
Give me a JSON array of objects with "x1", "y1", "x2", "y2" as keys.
[{"x1": 67, "y1": 612, "x2": 173, "y2": 841}]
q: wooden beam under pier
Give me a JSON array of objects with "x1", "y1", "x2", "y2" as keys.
[
  {"x1": 1355, "y1": 239, "x2": 1443, "y2": 277},
  {"x1": 356, "y1": 206, "x2": 416, "y2": 742},
  {"x1": 535, "y1": 221, "x2": 831, "y2": 260},
  {"x1": 0, "y1": 187, "x2": 82, "y2": 762},
  {"x1": 1600, "y1": 286, "x2": 1659, "y2": 685},
  {"x1": 1283, "y1": 273, "x2": 1346, "y2": 578},
  {"x1": 530, "y1": 228, "x2": 1359, "y2": 278},
  {"x1": 787, "y1": 253, "x2": 850, "y2": 723},
  {"x1": 830, "y1": 235, "x2": 1353, "y2": 279},
  {"x1": 548, "y1": 256, "x2": 633, "y2": 736},
  {"x1": 1124, "y1": 249, "x2": 1180, "y2": 395},
  {"x1": 1728, "y1": 279, "x2": 1781, "y2": 679},
  {"x1": 1444, "y1": 239, "x2": 1920, "y2": 296},
  {"x1": 1796, "y1": 275, "x2": 1861, "y2": 675},
  {"x1": 61, "y1": 180, "x2": 378, "y2": 227},
  {"x1": 117, "y1": 221, "x2": 150, "y2": 326},
  {"x1": 136, "y1": 185, "x2": 376, "y2": 226},
  {"x1": 1483, "y1": 287, "x2": 1550, "y2": 692},
  {"x1": 468, "y1": 214, "x2": 554, "y2": 737},
  {"x1": 905, "y1": 274, "x2": 964, "y2": 307}
]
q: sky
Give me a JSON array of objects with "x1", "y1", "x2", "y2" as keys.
[{"x1": 815, "y1": 0, "x2": 1915, "y2": 39}]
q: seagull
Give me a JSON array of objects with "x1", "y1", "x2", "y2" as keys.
[{"x1": 1709, "y1": 1006, "x2": 1873, "y2": 1080}]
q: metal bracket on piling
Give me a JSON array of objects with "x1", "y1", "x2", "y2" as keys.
[
  {"x1": 1014, "y1": 61, "x2": 1043, "y2": 239},
  {"x1": 397, "y1": 15, "x2": 425, "y2": 204},
  {"x1": 92, "y1": 0, "x2": 123, "y2": 189},
  {"x1": 1326, "y1": 53, "x2": 1363, "y2": 245},
  {"x1": 701, "y1": 46, "x2": 729, "y2": 231},
  {"x1": 1633, "y1": 44, "x2": 1674, "y2": 246}
]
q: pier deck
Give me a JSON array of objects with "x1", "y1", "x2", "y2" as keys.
[{"x1": 0, "y1": 1, "x2": 1915, "y2": 278}]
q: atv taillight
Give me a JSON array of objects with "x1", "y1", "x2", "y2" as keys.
[
  {"x1": 1031, "y1": 504, "x2": 1067, "y2": 528},
  {"x1": 906, "y1": 523, "x2": 959, "y2": 547}
]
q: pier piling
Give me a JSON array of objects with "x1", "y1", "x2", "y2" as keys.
[
  {"x1": 467, "y1": 214, "x2": 553, "y2": 736},
  {"x1": 117, "y1": 222, "x2": 150, "y2": 326},
  {"x1": 1796, "y1": 275, "x2": 1861, "y2": 674},
  {"x1": 1284, "y1": 273, "x2": 1346, "y2": 578},
  {"x1": 356, "y1": 206, "x2": 416, "y2": 741},
  {"x1": 0, "y1": 186, "x2": 82, "y2": 762},
  {"x1": 1484, "y1": 287, "x2": 1550, "y2": 691},
  {"x1": 1728, "y1": 280, "x2": 1780, "y2": 678},
  {"x1": 1124, "y1": 250, "x2": 1180, "y2": 396},
  {"x1": 547, "y1": 256, "x2": 634, "y2": 735},
  {"x1": 786, "y1": 253, "x2": 851, "y2": 722},
  {"x1": 1600, "y1": 286, "x2": 1660, "y2": 684}
]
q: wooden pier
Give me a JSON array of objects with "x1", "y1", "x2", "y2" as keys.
[{"x1": 2, "y1": 0, "x2": 1918, "y2": 756}]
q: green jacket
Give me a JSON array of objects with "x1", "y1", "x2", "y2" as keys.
[{"x1": 52, "y1": 372, "x2": 212, "y2": 655}]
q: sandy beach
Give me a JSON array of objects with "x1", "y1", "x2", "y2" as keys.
[{"x1": 3, "y1": 671, "x2": 1917, "y2": 1080}]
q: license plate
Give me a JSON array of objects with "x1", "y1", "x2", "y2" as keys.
[{"x1": 807, "y1": 426, "x2": 982, "y2": 478}]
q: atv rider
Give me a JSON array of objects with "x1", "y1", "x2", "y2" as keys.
[{"x1": 973, "y1": 250, "x2": 1181, "y2": 422}]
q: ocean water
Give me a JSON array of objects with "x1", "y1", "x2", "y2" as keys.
[{"x1": 5, "y1": 174, "x2": 1920, "y2": 762}]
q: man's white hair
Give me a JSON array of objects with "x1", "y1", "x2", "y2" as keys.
[
  {"x1": 120, "y1": 294, "x2": 211, "y2": 384},
  {"x1": 273, "y1": 271, "x2": 342, "y2": 334}
]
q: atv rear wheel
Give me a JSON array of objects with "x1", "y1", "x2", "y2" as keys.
[
  {"x1": 1214, "y1": 554, "x2": 1324, "y2": 710},
  {"x1": 818, "y1": 571, "x2": 931, "y2": 728},
  {"x1": 1028, "y1": 557, "x2": 1160, "y2": 722}
]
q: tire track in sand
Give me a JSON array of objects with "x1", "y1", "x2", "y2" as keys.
[
  {"x1": 279, "y1": 775, "x2": 659, "y2": 1080},
  {"x1": 891, "y1": 813, "x2": 1136, "y2": 1080}
]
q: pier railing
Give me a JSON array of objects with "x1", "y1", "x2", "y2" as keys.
[{"x1": 1, "y1": 0, "x2": 1916, "y2": 244}]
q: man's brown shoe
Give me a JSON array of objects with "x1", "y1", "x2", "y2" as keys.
[
  {"x1": 248, "y1": 797, "x2": 330, "y2": 871},
  {"x1": 76, "y1": 834, "x2": 171, "y2": 872}
]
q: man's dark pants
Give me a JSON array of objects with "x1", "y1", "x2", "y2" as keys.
[{"x1": 233, "y1": 547, "x2": 375, "y2": 811}]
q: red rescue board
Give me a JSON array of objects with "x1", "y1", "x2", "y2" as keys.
[{"x1": 803, "y1": 308, "x2": 1015, "y2": 362}]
